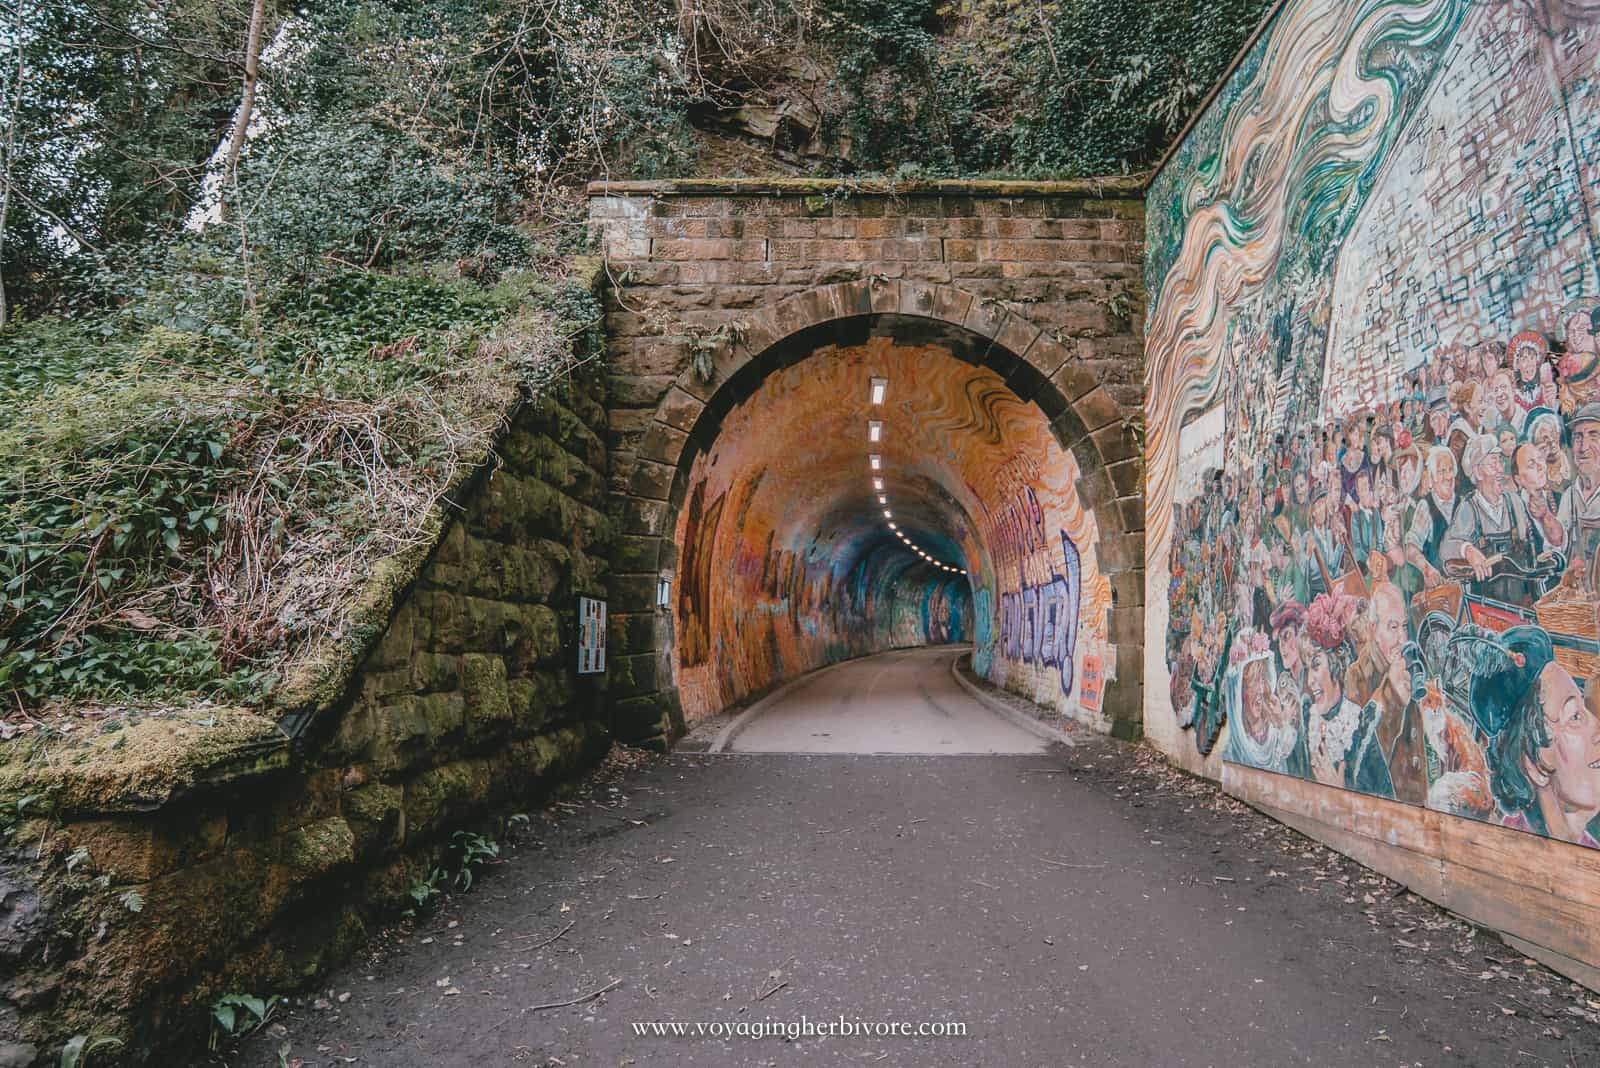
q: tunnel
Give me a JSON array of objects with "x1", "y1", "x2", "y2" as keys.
[{"x1": 661, "y1": 315, "x2": 1117, "y2": 733}]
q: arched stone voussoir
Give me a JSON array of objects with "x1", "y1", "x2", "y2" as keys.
[
  {"x1": 657, "y1": 281, "x2": 1097, "y2": 445},
  {"x1": 867, "y1": 275, "x2": 901, "y2": 315},
  {"x1": 762, "y1": 281, "x2": 872, "y2": 345},
  {"x1": 637, "y1": 419, "x2": 690, "y2": 468},
  {"x1": 1026, "y1": 336, "x2": 1075, "y2": 383}
]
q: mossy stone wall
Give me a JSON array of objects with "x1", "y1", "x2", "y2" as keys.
[{"x1": 0, "y1": 372, "x2": 613, "y2": 1066}]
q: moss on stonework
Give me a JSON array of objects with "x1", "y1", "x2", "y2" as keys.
[
  {"x1": 403, "y1": 759, "x2": 495, "y2": 839},
  {"x1": 506, "y1": 670, "x2": 571, "y2": 732},
  {"x1": 461, "y1": 653, "x2": 513, "y2": 741},
  {"x1": 0, "y1": 709, "x2": 285, "y2": 816},
  {"x1": 374, "y1": 693, "x2": 465, "y2": 772},
  {"x1": 342, "y1": 782, "x2": 404, "y2": 856},
  {"x1": 278, "y1": 816, "x2": 356, "y2": 877}
]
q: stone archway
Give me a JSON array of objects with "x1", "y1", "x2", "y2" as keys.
[{"x1": 605, "y1": 279, "x2": 1145, "y2": 744}]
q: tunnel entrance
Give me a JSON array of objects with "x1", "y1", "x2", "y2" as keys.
[
  {"x1": 606, "y1": 293, "x2": 1144, "y2": 748},
  {"x1": 589, "y1": 182, "x2": 1149, "y2": 745},
  {"x1": 673, "y1": 333, "x2": 1107, "y2": 732}
]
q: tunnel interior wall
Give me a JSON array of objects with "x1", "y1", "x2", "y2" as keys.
[
  {"x1": 672, "y1": 337, "x2": 1117, "y2": 724},
  {"x1": 1144, "y1": 0, "x2": 1600, "y2": 985}
]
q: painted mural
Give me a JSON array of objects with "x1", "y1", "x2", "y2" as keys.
[
  {"x1": 1145, "y1": 0, "x2": 1600, "y2": 851},
  {"x1": 673, "y1": 338, "x2": 1110, "y2": 724}
]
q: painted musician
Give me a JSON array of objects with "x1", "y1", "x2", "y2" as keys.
[
  {"x1": 1442, "y1": 434, "x2": 1541, "y2": 608},
  {"x1": 1557, "y1": 403, "x2": 1600, "y2": 589},
  {"x1": 1301, "y1": 485, "x2": 1347, "y2": 599},
  {"x1": 1342, "y1": 582, "x2": 1428, "y2": 803}
]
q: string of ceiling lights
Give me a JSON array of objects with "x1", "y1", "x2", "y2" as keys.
[{"x1": 867, "y1": 375, "x2": 968, "y2": 577}]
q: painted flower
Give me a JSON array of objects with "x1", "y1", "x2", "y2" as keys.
[{"x1": 1305, "y1": 591, "x2": 1358, "y2": 651}]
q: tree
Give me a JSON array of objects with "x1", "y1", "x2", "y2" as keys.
[
  {"x1": 221, "y1": 0, "x2": 269, "y2": 205},
  {"x1": 0, "y1": 0, "x2": 26, "y2": 327},
  {"x1": 0, "y1": 0, "x2": 246, "y2": 314}
]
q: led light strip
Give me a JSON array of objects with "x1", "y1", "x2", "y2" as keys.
[{"x1": 867, "y1": 376, "x2": 967, "y2": 576}]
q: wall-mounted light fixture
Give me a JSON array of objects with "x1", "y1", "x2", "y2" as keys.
[
  {"x1": 883, "y1": 510, "x2": 892, "y2": 519},
  {"x1": 869, "y1": 454, "x2": 882, "y2": 470},
  {"x1": 656, "y1": 575, "x2": 672, "y2": 609},
  {"x1": 887, "y1": 522, "x2": 897, "y2": 530},
  {"x1": 869, "y1": 377, "x2": 887, "y2": 405},
  {"x1": 872, "y1": 478, "x2": 884, "y2": 492},
  {"x1": 868, "y1": 420, "x2": 883, "y2": 443},
  {"x1": 878, "y1": 495, "x2": 887, "y2": 504}
]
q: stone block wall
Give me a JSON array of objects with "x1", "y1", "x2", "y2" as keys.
[{"x1": 0, "y1": 374, "x2": 614, "y2": 1066}]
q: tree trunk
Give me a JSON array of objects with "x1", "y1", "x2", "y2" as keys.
[
  {"x1": 0, "y1": 0, "x2": 28, "y2": 329},
  {"x1": 219, "y1": 0, "x2": 269, "y2": 216}
]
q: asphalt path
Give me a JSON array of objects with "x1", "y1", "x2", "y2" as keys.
[
  {"x1": 728, "y1": 646, "x2": 1045, "y2": 754},
  {"x1": 237, "y1": 650, "x2": 1600, "y2": 1068}
]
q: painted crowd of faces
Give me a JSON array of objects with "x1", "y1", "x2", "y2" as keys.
[{"x1": 1166, "y1": 297, "x2": 1600, "y2": 851}]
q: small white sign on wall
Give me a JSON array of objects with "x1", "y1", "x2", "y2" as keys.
[{"x1": 577, "y1": 596, "x2": 607, "y2": 675}]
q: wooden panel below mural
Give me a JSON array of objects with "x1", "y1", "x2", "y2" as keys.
[{"x1": 1228, "y1": 762, "x2": 1600, "y2": 989}]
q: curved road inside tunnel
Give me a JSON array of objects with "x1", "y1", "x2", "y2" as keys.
[{"x1": 727, "y1": 646, "x2": 1046, "y2": 755}]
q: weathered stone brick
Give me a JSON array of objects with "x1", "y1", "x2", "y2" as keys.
[
  {"x1": 342, "y1": 782, "x2": 404, "y2": 858},
  {"x1": 411, "y1": 651, "x2": 461, "y2": 694},
  {"x1": 637, "y1": 421, "x2": 688, "y2": 466},
  {"x1": 944, "y1": 238, "x2": 978, "y2": 261},
  {"x1": 461, "y1": 653, "x2": 512, "y2": 742},
  {"x1": 1074, "y1": 386, "x2": 1122, "y2": 431},
  {"x1": 613, "y1": 535, "x2": 663, "y2": 574}
]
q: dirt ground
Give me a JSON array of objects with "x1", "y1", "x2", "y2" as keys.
[{"x1": 229, "y1": 731, "x2": 1600, "y2": 1067}]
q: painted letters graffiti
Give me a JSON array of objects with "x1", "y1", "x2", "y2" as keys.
[{"x1": 997, "y1": 532, "x2": 1082, "y2": 697}]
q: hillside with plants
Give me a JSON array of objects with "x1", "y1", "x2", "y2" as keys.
[{"x1": 0, "y1": 0, "x2": 1269, "y2": 723}]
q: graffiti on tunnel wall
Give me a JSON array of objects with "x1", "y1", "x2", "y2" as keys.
[
  {"x1": 672, "y1": 338, "x2": 1110, "y2": 724},
  {"x1": 973, "y1": 441, "x2": 1110, "y2": 716},
  {"x1": 996, "y1": 532, "x2": 1083, "y2": 697},
  {"x1": 1145, "y1": 0, "x2": 1600, "y2": 850}
]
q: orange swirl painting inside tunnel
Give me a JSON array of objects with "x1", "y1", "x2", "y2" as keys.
[{"x1": 672, "y1": 337, "x2": 1111, "y2": 724}]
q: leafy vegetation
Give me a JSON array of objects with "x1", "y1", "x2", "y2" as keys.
[
  {"x1": 209, "y1": 992, "x2": 277, "y2": 1049},
  {"x1": 673, "y1": 0, "x2": 1274, "y2": 177},
  {"x1": 451, "y1": 829, "x2": 503, "y2": 891},
  {"x1": 404, "y1": 821, "x2": 521, "y2": 915},
  {"x1": 0, "y1": 255, "x2": 600, "y2": 708},
  {"x1": 59, "y1": 1034, "x2": 125, "y2": 1068},
  {"x1": 0, "y1": 1, "x2": 607, "y2": 712}
]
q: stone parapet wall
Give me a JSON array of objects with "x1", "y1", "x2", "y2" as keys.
[
  {"x1": 591, "y1": 179, "x2": 1147, "y2": 418},
  {"x1": 0, "y1": 373, "x2": 613, "y2": 1066}
]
